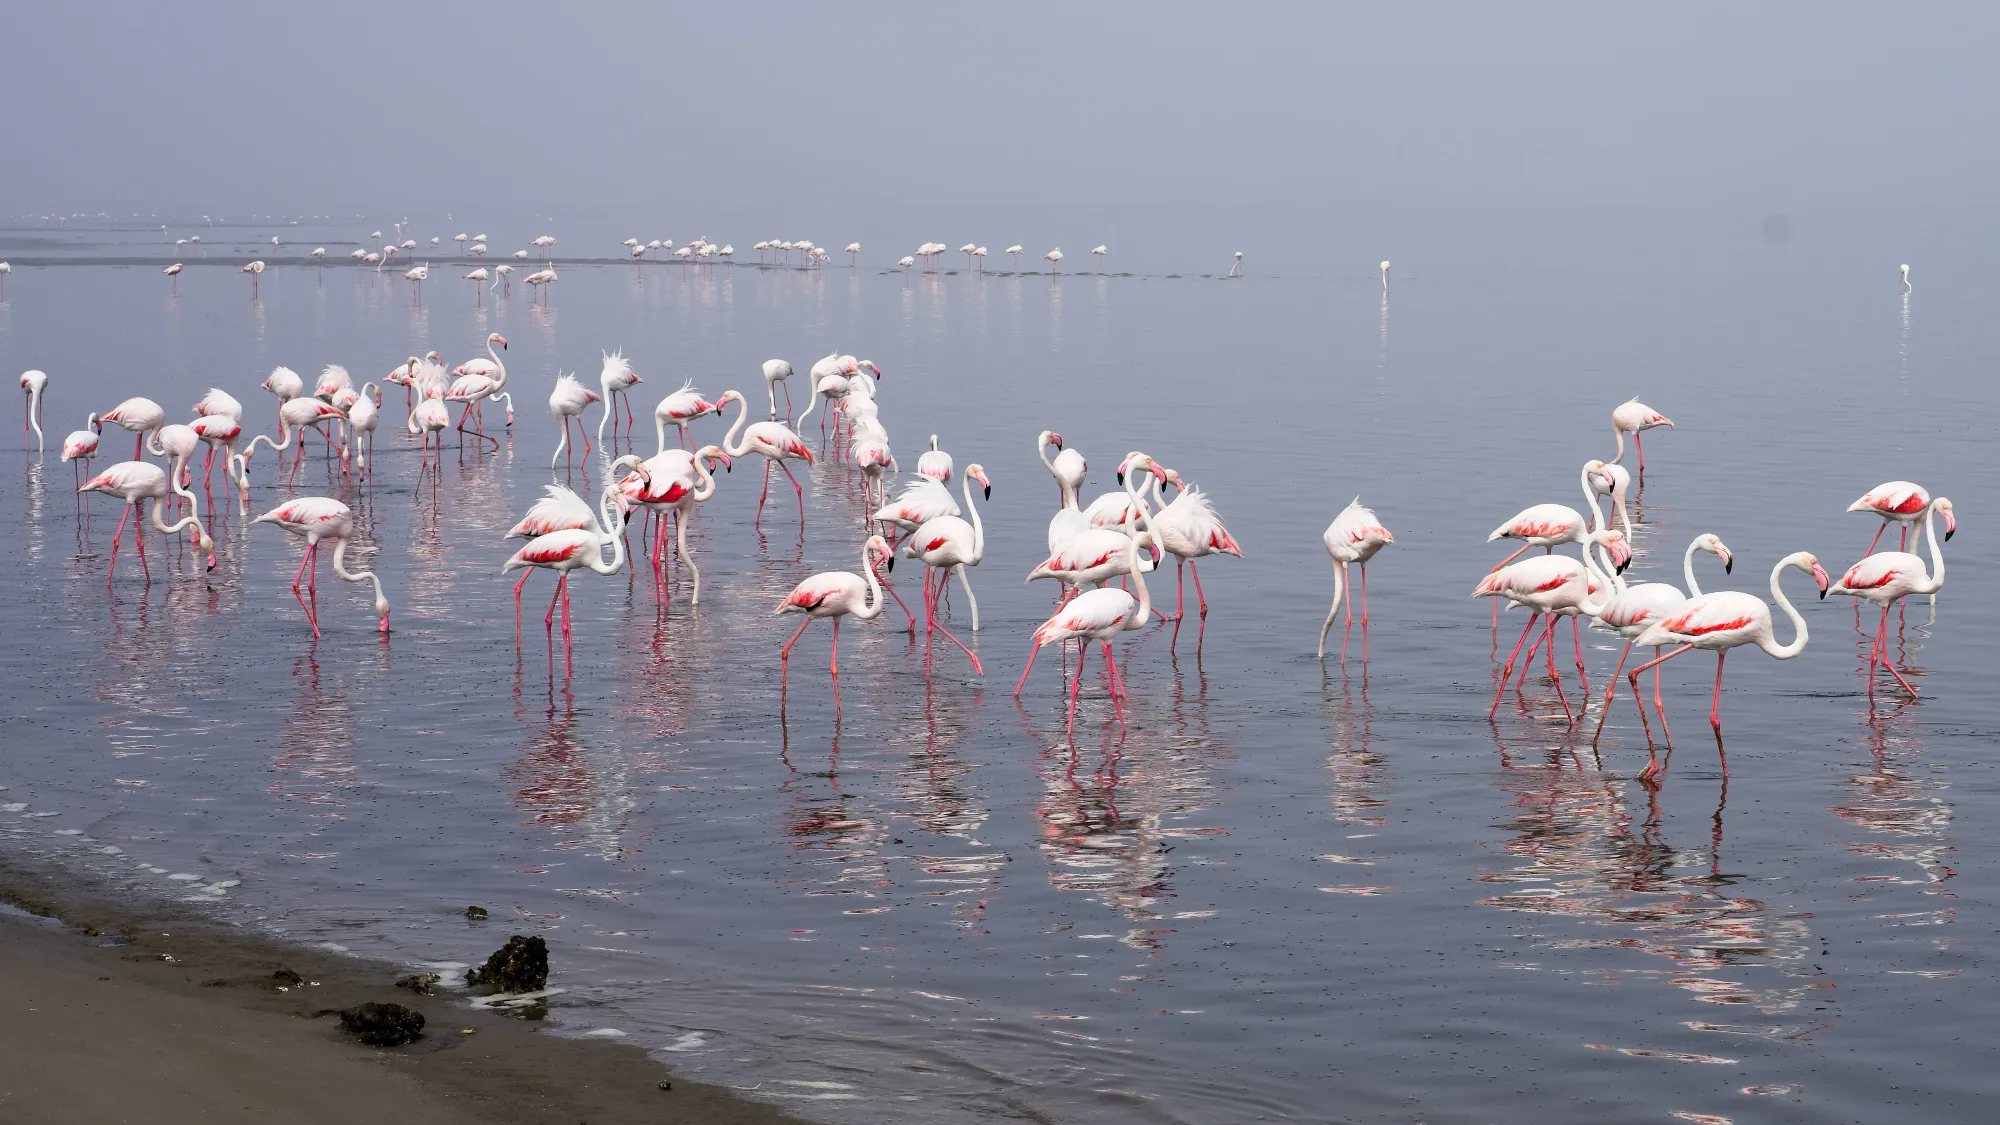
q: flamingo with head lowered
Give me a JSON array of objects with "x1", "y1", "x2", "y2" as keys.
[
  {"x1": 1589, "y1": 533, "x2": 1733, "y2": 749},
  {"x1": 1132, "y1": 452, "x2": 1243, "y2": 624},
  {"x1": 1319, "y1": 498, "x2": 1394, "y2": 663},
  {"x1": 1017, "y1": 503, "x2": 1153, "y2": 740},
  {"x1": 81, "y1": 460, "x2": 214, "y2": 582},
  {"x1": 1471, "y1": 526, "x2": 1628, "y2": 721},
  {"x1": 96, "y1": 397, "x2": 166, "y2": 461},
  {"x1": 1848, "y1": 480, "x2": 1935, "y2": 556},
  {"x1": 21, "y1": 369, "x2": 47, "y2": 454},
  {"x1": 776, "y1": 534, "x2": 897, "y2": 706},
  {"x1": 1610, "y1": 398, "x2": 1673, "y2": 474},
  {"x1": 253, "y1": 497, "x2": 391, "y2": 637},
  {"x1": 549, "y1": 373, "x2": 600, "y2": 469},
  {"x1": 597, "y1": 350, "x2": 643, "y2": 445},
  {"x1": 716, "y1": 389, "x2": 814, "y2": 525},
  {"x1": 1828, "y1": 496, "x2": 1953, "y2": 702},
  {"x1": 444, "y1": 333, "x2": 508, "y2": 450}
]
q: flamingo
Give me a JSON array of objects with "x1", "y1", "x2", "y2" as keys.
[
  {"x1": 193, "y1": 387, "x2": 244, "y2": 421},
  {"x1": 1379, "y1": 261, "x2": 1391, "y2": 289},
  {"x1": 454, "y1": 233, "x2": 468, "y2": 253},
  {"x1": 1037, "y1": 431, "x2": 1087, "y2": 504},
  {"x1": 494, "y1": 263, "x2": 513, "y2": 295},
  {"x1": 469, "y1": 242, "x2": 488, "y2": 259},
  {"x1": 917, "y1": 435, "x2": 953, "y2": 484},
  {"x1": 761, "y1": 358, "x2": 794, "y2": 420},
  {"x1": 313, "y1": 363, "x2": 354, "y2": 402},
  {"x1": 845, "y1": 242, "x2": 861, "y2": 266},
  {"x1": 524, "y1": 266, "x2": 556, "y2": 300},
  {"x1": 253, "y1": 498, "x2": 391, "y2": 637},
  {"x1": 188, "y1": 414, "x2": 246, "y2": 494},
  {"x1": 776, "y1": 535, "x2": 897, "y2": 702},
  {"x1": 1005, "y1": 245, "x2": 1023, "y2": 272},
  {"x1": 1090, "y1": 245, "x2": 1108, "y2": 272},
  {"x1": 261, "y1": 365, "x2": 304, "y2": 428},
  {"x1": 21, "y1": 369, "x2": 47, "y2": 454},
  {"x1": 874, "y1": 476, "x2": 960, "y2": 548},
  {"x1": 796, "y1": 354, "x2": 860, "y2": 439},
  {"x1": 596, "y1": 350, "x2": 642, "y2": 445},
  {"x1": 653, "y1": 383, "x2": 723, "y2": 452},
  {"x1": 407, "y1": 396, "x2": 451, "y2": 468},
  {"x1": 402, "y1": 262, "x2": 429, "y2": 301},
  {"x1": 1470, "y1": 528, "x2": 1628, "y2": 720},
  {"x1": 79, "y1": 461, "x2": 213, "y2": 582},
  {"x1": 1318, "y1": 498, "x2": 1394, "y2": 663},
  {"x1": 1828, "y1": 497, "x2": 1953, "y2": 700},
  {"x1": 1044, "y1": 248, "x2": 1062, "y2": 272},
  {"x1": 462, "y1": 266, "x2": 489, "y2": 304},
  {"x1": 853, "y1": 434, "x2": 899, "y2": 521},
  {"x1": 1589, "y1": 533, "x2": 1733, "y2": 748},
  {"x1": 1624, "y1": 552, "x2": 1831, "y2": 777},
  {"x1": 612, "y1": 447, "x2": 731, "y2": 605},
  {"x1": 1027, "y1": 461, "x2": 1163, "y2": 610},
  {"x1": 444, "y1": 333, "x2": 508, "y2": 450},
  {"x1": 548, "y1": 373, "x2": 600, "y2": 469},
  {"x1": 97, "y1": 397, "x2": 166, "y2": 460},
  {"x1": 1228, "y1": 252, "x2": 1243, "y2": 278},
  {"x1": 903, "y1": 465, "x2": 991, "y2": 674},
  {"x1": 1136, "y1": 455, "x2": 1243, "y2": 623},
  {"x1": 503, "y1": 474, "x2": 636, "y2": 659},
  {"x1": 164, "y1": 263, "x2": 183, "y2": 292},
  {"x1": 312, "y1": 248, "x2": 327, "y2": 265},
  {"x1": 1900, "y1": 263, "x2": 1912, "y2": 290},
  {"x1": 1016, "y1": 504, "x2": 1154, "y2": 738},
  {"x1": 899, "y1": 255, "x2": 916, "y2": 272},
  {"x1": 347, "y1": 383, "x2": 382, "y2": 474},
  {"x1": 717, "y1": 389, "x2": 814, "y2": 524},
  {"x1": 1610, "y1": 398, "x2": 1673, "y2": 474},
  {"x1": 1587, "y1": 459, "x2": 1633, "y2": 536},
  {"x1": 244, "y1": 396, "x2": 348, "y2": 475},
  {"x1": 1849, "y1": 480, "x2": 1934, "y2": 556},
  {"x1": 241, "y1": 260, "x2": 265, "y2": 297},
  {"x1": 1484, "y1": 463, "x2": 1623, "y2": 627}
]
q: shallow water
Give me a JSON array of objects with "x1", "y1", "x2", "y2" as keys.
[{"x1": 1, "y1": 210, "x2": 1995, "y2": 1123}]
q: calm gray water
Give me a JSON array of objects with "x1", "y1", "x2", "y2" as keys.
[{"x1": 1, "y1": 210, "x2": 1994, "y2": 1124}]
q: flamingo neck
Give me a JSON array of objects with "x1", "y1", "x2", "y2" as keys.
[
  {"x1": 1762, "y1": 558, "x2": 1809, "y2": 659},
  {"x1": 589, "y1": 486, "x2": 628, "y2": 576},
  {"x1": 962, "y1": 475, "x2": 985, "y2": 561},
  {"x1": 1682, "y1": 536, "x2": 1703, "y2": 598},
  {"x1": 691, "y1": 456, "x2": 718, "y2": 502},
  {"x1": 853, "y1": 544, "x2": 887, "y2": 621},
  {"x1": 1575, "y1": 533, "x2": 1613, "y2": 614},
  {"x1": 1609, "y1": 425, "x2": 1626, "y2": 466},
  {"x1": 1918, "y1": 500, "x2": 1946, "y2": 593},
  {"x1": 720, "y1": 395, "x2": 751, "y2": 457}
]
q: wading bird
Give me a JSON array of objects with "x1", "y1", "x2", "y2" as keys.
[{"x1": 253, "y1": 497, "x2": 391, "y2": 637}]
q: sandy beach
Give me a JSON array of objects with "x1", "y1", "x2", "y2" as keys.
[{"x1": 0, "y1": 857, "x2": 808, "y2": 1125}]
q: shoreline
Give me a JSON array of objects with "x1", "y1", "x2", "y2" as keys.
[{"x1": 0, "y1": 853, "x2": 809, "y2": 1125}]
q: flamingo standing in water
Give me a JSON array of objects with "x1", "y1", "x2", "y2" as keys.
[
  {"x1": 253, "y1": 497, "x2": 391, "y2": 637},
  {"x1": 761, "y1": 358, "x2": 795, "y2": 420},
  {"x1": 1484, "y1": 463, "x2": 1621, "y2": 628},
  {"x1": 403, "y1": 262, "x2": 428, "y2": 302},
  {"x1": 903, "y1": 464, "x2": 991, "y2": 673},
  {"x1": 97, "y1": 397, "x2": 166, "y2": 460},
  {"x1": 1849, "y1": 480, "x2": 1934, "y2": 555},
  {"x1": 21, "y1": 369, "x2": 47, "y2": 454},
  {"x1": 1018, "y1": 506, "x2": 1153, "y2": 738},
  {"x1": 1610, "y1": 398, "x2": 1673, "y2": 474},
  {"x1": 503, "y1": 473, "x2": 637, "y2": 661},
  {"x1": 244, "y1": 397, "x2": 349, "y2": 475},
  {"x1": 717, "y1": 389, "x2": 814, "y2": 525},
  {"x1": 1038, "y1": 430, "x2": 1087, "y2": 504},
  {"x1": 61, "y1": 425, "x2": 99, "y2": 487},
  {"x1": 188, "y1": 414, "x2": 246, "y2": 494},
  {"x1": 1044, "y1": 248, "x2": 1063, "y2": 272},
  {"x1": 917, "y1": 435, "x2": 954, "y2": 484},
  {"x1": 653, "y1": 383, "x2": 723, "y2": 452},
  {"x1": 1623, "y1": 552, "x2": 1830, "y2": 778},
  {"x1": 347, "y1": 383, "x2": 382, "y2": 474},
  {"x1": 613, "y1": 448, "x2": 731, "y2": 606},
  {"x1": 1828, "y1": 497, "x2": 1953, "y2": 701},
  {"x1": 776, "y1": 534, "x2": 896, "y2": 703},
  {"x1": 874, "y1": 476, "x2": 960, "y2": 554},
  {"x1": 164, "y1": 263, "x2": 182, "y2": 292},
  {"x1": 79, "y1": 461, "x2": 213, "y2": 582},
  {"x1": 1318, "y1": 498, "x2": 1394, "y2": 663},
  {"x1": 1470, "y1": 528, "x2": 1628, "y2": 721},
  {"x1": 261, "y1": 366, "x2": 305, "y2": 427},
  {"x1": 444, "y1": 333, "x2": 508, "y2": 450},
  {"x1": 407, "y1": 396, "x2": 451, "y2": 468},
  {"x1": 1589, "y1": 533, "x2": 1733, "y2": 749},
  {"x1": 1134, "y1": 453, "x2": 1243, "y2": 623},
  {"x1": 241, "y1": 260, "x2": 265, "y2": 297},
  {"x1": 548, "y1": 373, "x2": 600, "y2": 468},
  {"x1": 1021, "y1": 464, "x2": 1162, "y2": 682},
  {"x1": 596, "y1": 350, "x2": 642, "y2": 445}
]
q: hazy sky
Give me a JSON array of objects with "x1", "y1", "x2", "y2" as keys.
[{"x1": 10, "y1": 2, "x2": 1992, "y2": 214}]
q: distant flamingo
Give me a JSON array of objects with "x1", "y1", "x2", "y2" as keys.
[
  {"x1": 1228, "y1": 252, "x2": 1244, "y2": 278},
  {"x1": 776, "y1": 534, "x2": 896, "y2": 703},
  {"x1": 761, "y1": 358, "x2": 794, "y2": 420},
  {"x1": 1136, "y1": 455, "x2": 1243, "y2": 623},
  {"x1": 1625, "y1": 552, "x2": 1830, "y2": 777},
  {"x1": 1090, "y1": 245, "x2": 1108, "y2": 272},
  {"x1": 917, "y1": 435, "x2": 953, "y2": 484},
  {"x1": 503, "y1": 474, "x2": 635, "y2": 661},
  {"x1": 403, "y1": 262, "x2": 428, "y2": 301},
  {"x1": 240, "y1": 260, "x2": 266, "y2": 297},
  {"x1": 1900, "y1": 263, "x2": 1912, "y2": 290},
  {"x1": 1610, "y1": 398, "x2": 1673, "y2": 474},
  {"x1": 1379, "y1": 261, "x2": 1391, "y2": 289},
  {"x1": 1006, "y1": 245, "x2": 1024, "y2": 272},
  {"x1": 21, "y1": 369, "x2": 47, "y2": 453},
  {"x1": 653, "y1": 383, "x2": 723, "y2": 452},
  {"x1": 97, "y1": 397, "x2": 166, "y2": 460},
  {"x1": 253, "y1": 498, "x2": 391, "y2": 637},
  {"x1": 596, "y1": 350, "x2": 642, "y2": 445},
  {"x1": 164, "y1": 263, "x2": 183, "y2": 292},
  {"x1": 1589, "y1": 533, "x2": 1733, "y2": 749},
  {"x1": 1829, "y1": 497, "x2": 1952, "y2": 701},
  {"x1": 1016, "y1": 506, "x2": 1153, "y2": 738},
  {"x1": 845, "y1": 242, "x2": 861, "y2": 266},
  {"x1": 80, "y1": 461, "x2": 213, "y2": 582},
  {"x1": 718, "y1": 389, "x2": 814, "y2": 524},
  {"x1": 548, "y1": 373, "x2": 600, "y2": 469},
  {"x1": 1044, "y1": 248, "x2": 1063, "y2": 272},
  {"x1": 1318, "y1": 498, "x2": 1394, "y2": 662},
  {"x1": 1849, "y1": 480, "x2": 1933, "y2": 555}
]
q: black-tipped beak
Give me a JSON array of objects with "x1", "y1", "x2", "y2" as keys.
[
  {"x1": 501, "y1": 342, "x2": 508, "y2": 350},
  {"x1": 1115, "y1": 471, "x2": 1124, "y2": 485},
  {"x1": 1820, "y1": 589, "x2": 1828, "y2": 600},
  {"x1": 1724, "y1": 560, "x2": 1733, "y2": 574},
  {"x1": 1945, "y1": 528, "x2": 1954, "y2": 542},
  {"x1": 886, "y1": 556, "x2": 895, "y2": 572},
  {"x1": 1616, "y1": 559, "x2": 1630, "y2": 575},
  {"x1": 983, "y1": 485, "x2": 991, "y2": 501}
]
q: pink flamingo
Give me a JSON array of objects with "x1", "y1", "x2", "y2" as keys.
[
  {"x1": 717, "y1": 389, "x2": 814, "y2": 524},
  {"x1": 444, "y1": 333, "x2": 508, "y2": 450},
  {"x1": 407, "y1": 397, "x2": 451, "y2": 470},
  {"x1": 347, "y1": 382, "x2": 382, "y2": 475},
  {"x1": 193, "y1": 387, "x2": 244, "y2": 421},
  {"x1": 852, "y1": 433, "x2": 899, "y2": 522},
  {"x1": 597, "y1": 350, "x2": 643, "y2": 445},
  {"x1": 60, "y1": 424, "x2": 99, "y2": 488},
  {"x1": 1470, "y1": 527, "x2": 1628, "y2": 721},
  {"x1": 613, "y1": 448, "x2": 732, "y2": 606},
  {"x1": 874, "y1": 476, "x2": 960, "y2": 554},
  {"x1": 549, "y1": 373, "x2": 600, "y2": 469},
  {"x1": 1589, "y1": 533, "x2": 1733, "y2": 748},
  {"x1": 189, "y1": 414, "x2": 245, "y2": 494},
  {"x1": 261, "y1": 366, "x2": 305, "y2": 428},
  {"x1": 1016, "y1": 507, "x2": 1153, "y2": 739},
  {"x1": 916, "y1": 435, "x2": 953, "y2": 484},
  {"x1": 1021, "y1": 465, "x2": 1162, "y2": 686},
  {"x1": 1136, "y1": 454, "x2": 1244, "y2": 623},
  {"x1": 1038, "y1": 430, "x2": 1087, "y2": 503},
  {"x1": 903, "y1": 465, "x2": 990, "y2": 674},
  {"x1": 1319, "y1": 498, "x2": 1394, "y2": 663},
  {"x1": 79, "y1": 461, "x2": 213, "y2": 582},
  {"x1": 1610, "y1": 398, "x2": 1673, "y2": 475},
  {"x1": 21, "y1": 369, "x2": 47, "y2": 454},
  {"x1": 653, "y1": 383, "x2": 723, "y2": 452},
  {"x1": 1849, "y1": 480, "x2": 1933, "y2": 555},
  {"x1": 243, "y1": 397, "x2": 349, "y2": 475},
  {"x1": 1828, "y1": 497, "x2": 1952, "y2": 701},
  {"x1": 776, "y1": 534, "x2": 897, "y2": 704},
  {"x1": 96, "y1": 397, "x2": 165, "y2": 460},
  {"x1": 1484, "y1": 463, "x2": 1619, "y2": 628},
  {"x1": 761, "y1": 358, "x2": 795, "y2": 420},
  {"x1": 240, "y1": 259, "x2": 265, "y2": 297},
  {"x1": 502, "y1": 475, "x2": 635, "y2": 661},
  {"x1": 252, "y1": 498, "x2": 391, "y2": 637},
  {"x1": 1624, "y1": 552, "x2": 1829, "y2": 779}
]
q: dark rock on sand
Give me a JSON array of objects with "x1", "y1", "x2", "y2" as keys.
[
  {"x1": 339, "y1": 1002, "x2": 426, "y2": 1047},
  {"x1": 465, "y1": 935, "x2": 547, "y2": 993},
  {"x1": 396, "y1": 972, "x2": 441, "y2": 995},
  {"x1": 464, "y1": 906, "x2": 489, "y2": 920},
  {"x1": 271, "y1": 968, "x2": 304, "y2": 988}
]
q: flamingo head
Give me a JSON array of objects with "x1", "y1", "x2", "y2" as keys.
[
  {"x1": 697, "y1": 445, "x2": 732, "y2": 473},
  {"x1": 490, "y1": 333, "x2": 508, "y2": 350},
  {"x1": 866, "y1": 534, "x2": 894, "y2": 574},
  {"x1": 1693, "y1": 533, "x2": 1733, "y2": 574},
  {"x1": 1791, "y1": 552, "x2": 1831, "y2": 598},
  {"x1": 1594, "y1": 529, "x2": 1633, "y2": 573},
  {"x1": 967, "y1": 464, "x2": 991, "y2": 501},
  {"x1": 1934, "y1": 497, "x2": 1956, "y2": 541},
  {"x1": 857, "y1": 360, "x2": 882, "y2": 381},
  {"x1": 1115, "y1": 451, "x2": 1167, "y2": 487},
  {"x1": 1041, "y1": 429, "x2": 1062, "y2": 450},
  {"x1": 717, "y1": 389, "x2": 743, "y2": 409},
  {"x1": 1162, "y1": 468, "x2": 1185, "y2": 494}
]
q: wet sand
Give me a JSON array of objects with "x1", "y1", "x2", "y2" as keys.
[{"x1": 0, "y1": 857, "x2": 808, "y2": 1125}]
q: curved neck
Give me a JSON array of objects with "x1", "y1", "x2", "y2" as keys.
[
  {"x1": 485, "y1": 340, "x2": 508, "y2": 391},
  {"x1": 26, "y1": 385, "x2": 43, "y2": 442},
  {"x1": 151, "y1": 469, "x2": 205, "y2": 542},
  {"x1": 691, "y1": 457, "x2": 718, "y2": 502},
  {"x1": 721, "y1": 396, "x2": 751, "y2": 456},
  {"x1": 852, "y1": 544, "x2": 887, "y2": 620},
  {"x1": 1578, "y1": 464, "x2": 1601, "y2": 535},
  {"x1": 1609, "y1": 426, "x2": 1627, "y2": 465},
  {"x1": 1038, "y1": 436, "x2": 1057, "y2": 478},
  {"x1": 587, "y1": 490, "x2": 628, "y2": 575},
  {"x1": 1683, "y1": 537, "x2": 1704, "y2": 597},
  {"x1": 1761, "y1": 561, "x2": 1809, "y2": 659},
  {"x1": 1575, "y1": 535, "x2": 1613, "y2": 613},
  {"x1": 1610, "y1": 476, "x2": 1631, "y2": 536},
  {"x1": 1917, "y1": 501, "x2": 1946, "y2": 593},
  {"x1": 962, "y1": 475, "x2": 984, "y2": 560},
  {"x1": 330, "y1": 540, "x2": 386, "y2": 601},
  {"x1": 248, "y1": 417, "x2": 293, "y2": 455},
  {"x1": 1123, "y1": 504, "x2": 1152, "y2": 629}
]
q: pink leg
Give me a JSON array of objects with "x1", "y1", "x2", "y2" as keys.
[
  {"x1": 559, "y1": 574, "x2": 574, "y2": 669},
  {"x1": 1357, "y1": 563, "x2": 1370, "y2": 663},
  {"x1": 1591, "y1": 640, "x2": 1634, "y2": 745},
  {"x1": 1864, "y1": 523, "x2": 1887, "y2": 556},
  {"x1": 780, "y1": 462, "x2": 806, "y2": 523},
  {"x1": 779, "y1": 616, "x2": 814, "y2": 691},
  {"x1": 1067, "y1": 640, "x2": 1088, "y2": 740},
  {"x1": 1633, "y1": 432, "x2": 1645, "y2": 473},
  {"x1": 1015, "y1": 641, "x2": 1046, "y2": 695},
  {"x1": 543, "y1": 575, "x2": 563, "y2": 655},
  {"x1": 1173, "y1": 559, "x2": 1185, "y2": 622},
  {"x1": 1491, "y1": 612, "x2": 1540, "y2": 717},
  {"x1": 757, "y1": 462, "x2": 771, "y2": 521},
  {"x1": 1874, "y1": 604, "x2": 1919, "y2": 697},
  {"x1": 1189, "y1": 560, "x2": 1208, "y2": 617},
  {"x1": 133, "y1": 502, "x2": 152, "y2": 582},
  {"x1": 513, "y1": 570, "x2": 530, "y2": 640},
  {"x1": 106, "y1": 504, "x2": 132, "y2": 582},
  {"x1": 1102, "y1": 643, "x2": 1126, "y2": 729},
  {"x1": 1340, "y1": 561, "x2": 1355, "y2": 665},
  {"x1": 1628, "y1": 644, "x2": 1697, "y2": 766},
  {"x1": 1543, "y1": 618, "x2": 1573, "y2": 721}
]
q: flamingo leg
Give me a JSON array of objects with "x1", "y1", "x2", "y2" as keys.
[
  {"x1": 1652, "y1": 648, "x2": 1672, "y2": 747},
  {"x1": 1864, "y1": 522, "x2": 1887, "y2": 556},
  {"x1": 1067, "y1": 639, "x2": 1088, "y2": 741},
  {"x1": 1543, "y1": 617, "x2": 1573, "y2": 721},
  {"x1": 677, "y1": 511, "x2": 704, "y2": 606},
  {"x1": 1357, "y1": 563, "x2": 1370, "y2": 663},
  {"x1": 513, "y1": 570, "x2": 530, "y2": 641},
  {"x1": 927, "y1": 610, "x2": 983, "y2": 675},
  {"x1": 543, "y1": 573, "x2": 563, "y2": 656},
  {"x1": 780, "y1": 461, "x2": 806, "y2": 523},
  {"x1": 1173, "y1": 558, "x2": 1185, "y2": 623},
  {"x1": 1015, "y1": 641, "x2": 1046, "y2": 696},
  {"x1": 1591, "y1": 640, "x2": 1635, "y2": 747},
  {"x1": 132, "y1": 500, "x2": 154, "y2": 582},
  {"x1": 1629, "y1": 643, "x2": 1697, "y2": 765},
  {"x1": 757, "y1": 462, "x2": 771, "y2": 521},
  {"x1": 106, "y1": 503, "x2": 131, "y2": 582},
  {"x1": 1317, "y1": 559, "x2": 1344, "y2": 662},
  {"x1": 1633, "y1": 432, "x2": 1645, "y2": 473},
  {"x1": 1874, "y1": 603, "x2": 1920, "y2": 697},
  {"x1": 1189, "y1": 560, "x2": 1208, "y2": 617},
  {"x1": 1492, "y1": 612, "x2": 1541, "y2": 717},
  {"x1": 1103, "y1": 643, "x2": 1126, "y2": 729},
  {"x1": 560, "y1": 574, "x2": 574, "y2": 674},
  {"x1": 779, "y1": 616, "x2": 814, "y2": 692},
  {"x1": 830, "y1": 616, "x2": 841, "y2": 678}
]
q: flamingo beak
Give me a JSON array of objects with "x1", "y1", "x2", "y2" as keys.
[
  {"x1": 1944, "y1": 511, "x2": 1956, "y2": 541},
  {"x1": 1150, "y1": 464, "x2": 1168, "y2": 484},
  {"x1": 885, "y1": 555, "x2": 895, "y2": 573},
  {"x1": 1723, "y1": 554, "x2": 1733, "y2": 574},
  {"x1": 1813, "y1": 563, "x2": 1831, "y2": 597}
]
